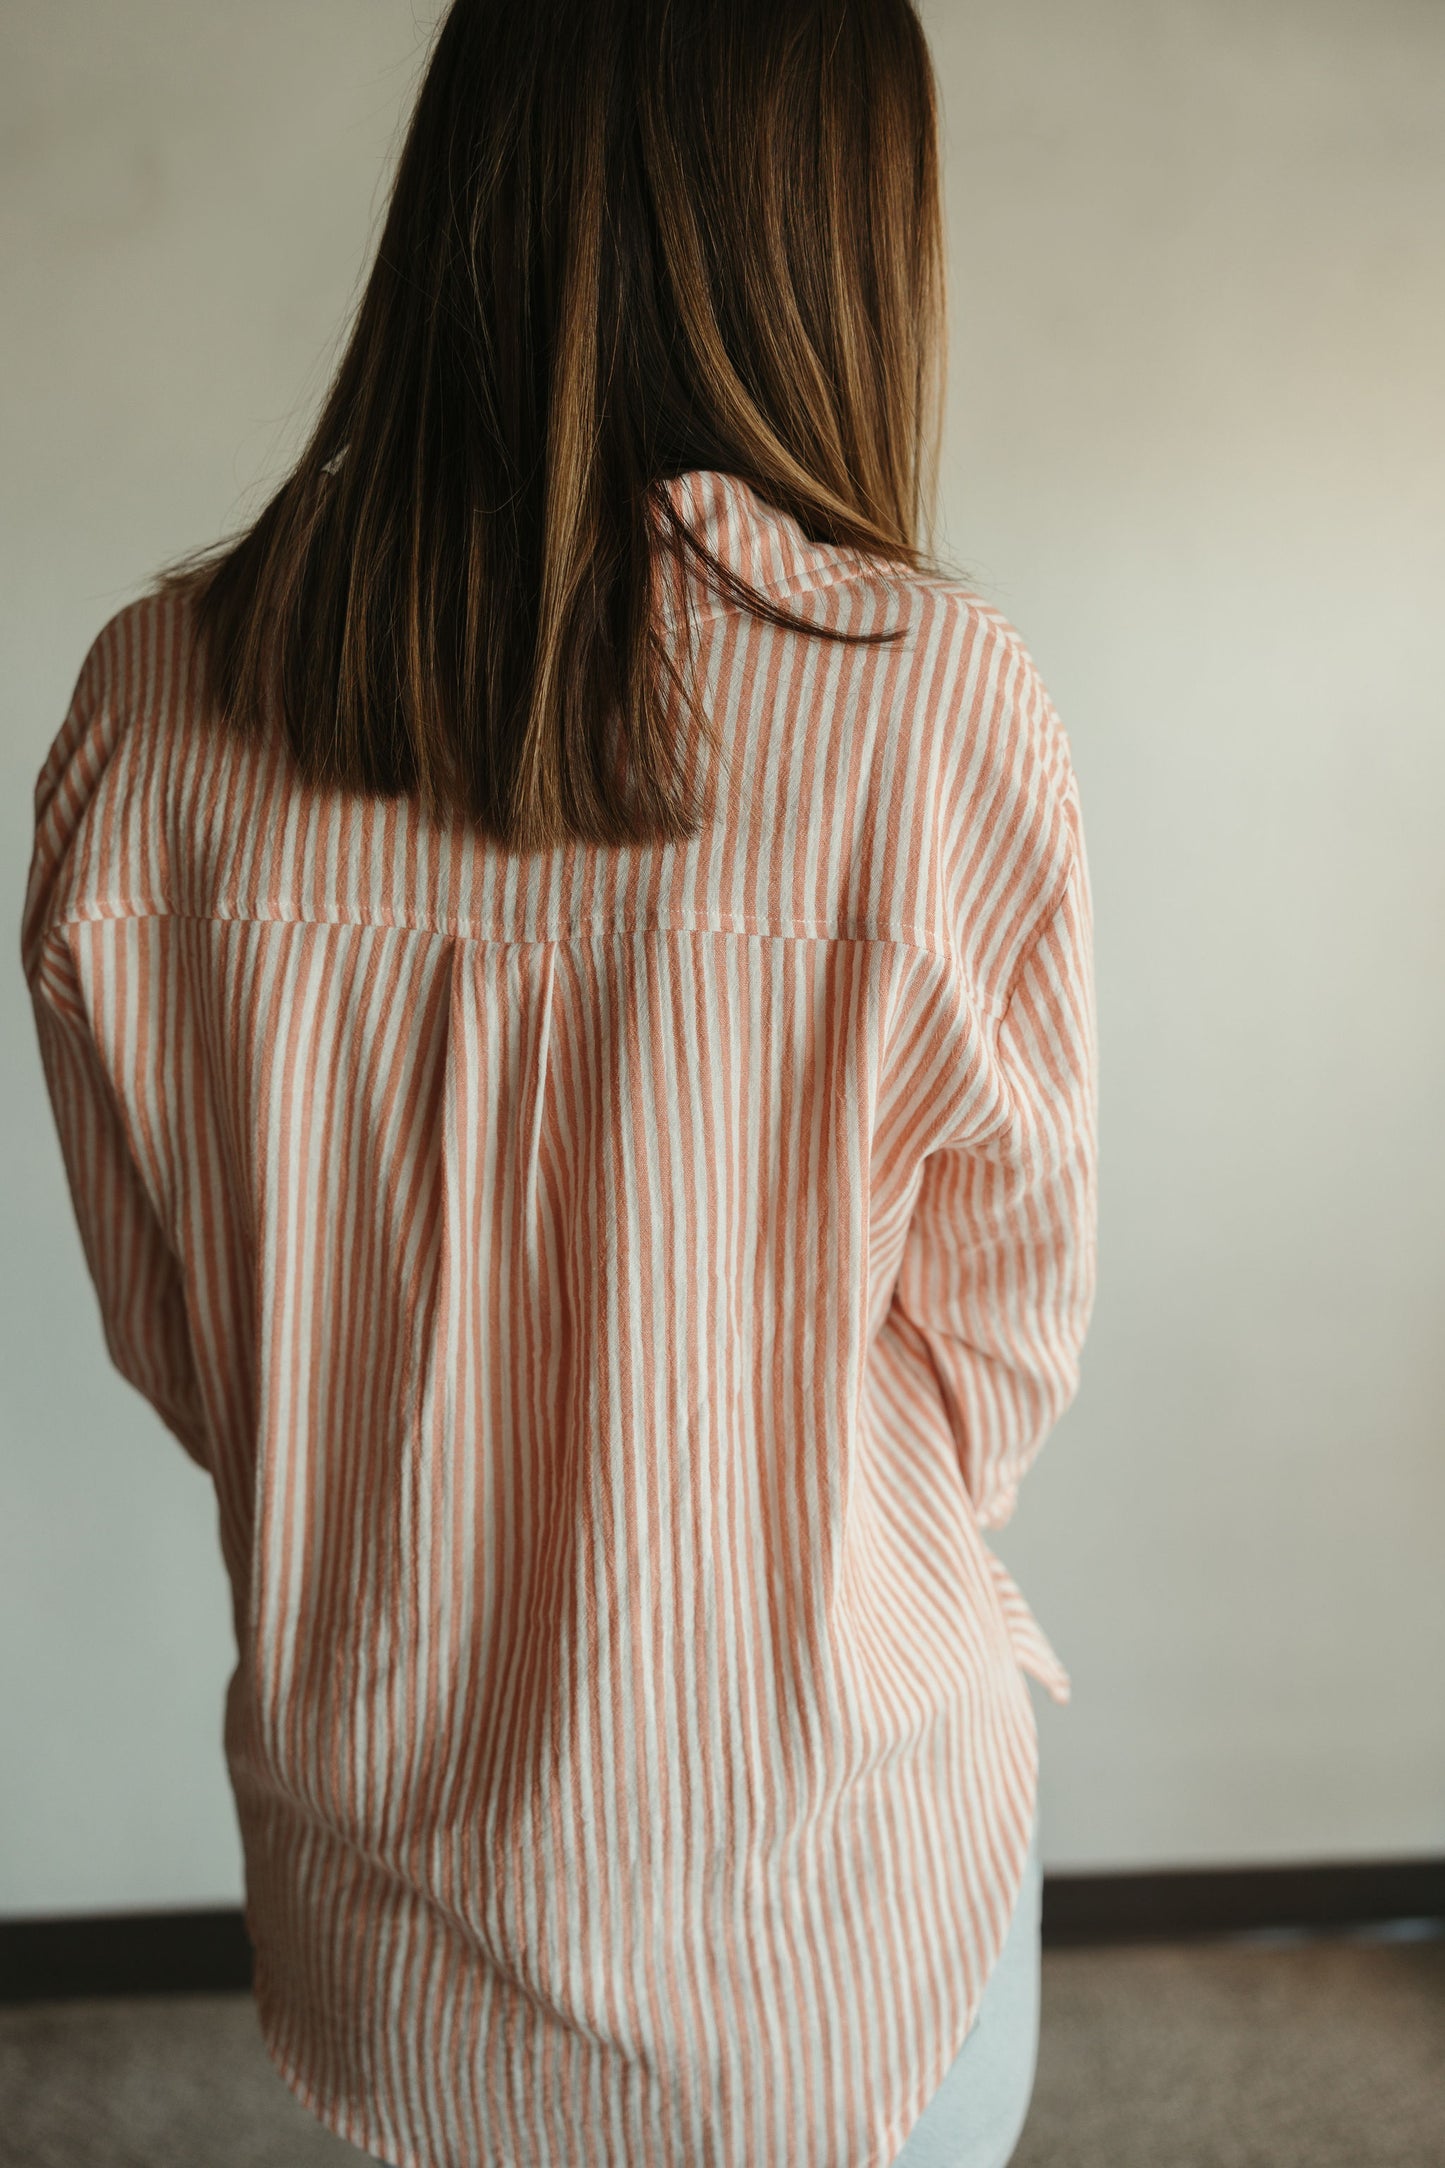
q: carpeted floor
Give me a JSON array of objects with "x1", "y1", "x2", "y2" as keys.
[
  {"x1": 1010, "y1": 1930, "x2": 1445, "y2": 2168},
  {"x1": 2, "y1": 1931, "x2": 1442, "y2": 2166}
]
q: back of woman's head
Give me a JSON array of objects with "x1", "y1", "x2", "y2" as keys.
[{"x1": 162, "y1": 0, "x2": 948, "y2": 850}]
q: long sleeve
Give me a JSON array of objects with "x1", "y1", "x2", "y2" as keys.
[
  {"x1": 26, "y1": 930, "x2": 211, "y2": 1474},
  {"x1": 892, "y1": 770, "x2": 1099, "y2": 1542},
  {"x1": 21, "y1": 612, "x2": 212, "y2": 1477}
]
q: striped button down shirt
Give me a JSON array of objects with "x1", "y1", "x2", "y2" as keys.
[{"x1": 21, "y1": 468, "x2": 1097, "y2": 2168}]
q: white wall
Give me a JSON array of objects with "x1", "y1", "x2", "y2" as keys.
[
  {"x1": 921, "y1": 0, "x2": 1445, "y2": 1868},
  {"x1": 2, "y1": 0, "x2": 1441, "y2": 1913}
]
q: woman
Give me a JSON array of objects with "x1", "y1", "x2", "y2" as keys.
[{"x1": 20, "y1": 1, "x2": 1097, "y2": 2162}]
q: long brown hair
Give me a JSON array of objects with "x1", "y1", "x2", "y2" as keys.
[{"x1": 157, "y1": 0, "x2": 949, "y2": 851}]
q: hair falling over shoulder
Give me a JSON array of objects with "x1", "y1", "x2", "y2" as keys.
[{"x1": 157, "y1": 0, "x2": 949, "y2": 850}]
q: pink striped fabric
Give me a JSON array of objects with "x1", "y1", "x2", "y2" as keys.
[{"x1": 21, "y1": 469, "x2": 1097, "y2": 2168}]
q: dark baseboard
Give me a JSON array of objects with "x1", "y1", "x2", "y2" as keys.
[
  {"x1": 3, "y1": 1859, "x2": 1442, "y2": 2003},
  {"x1": 1, "y1": 1907, "x2": 253, "y2": 2003},
  {"x1": 1042, "y1": 1855, "x2": 1445, "y2": 1948}
]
